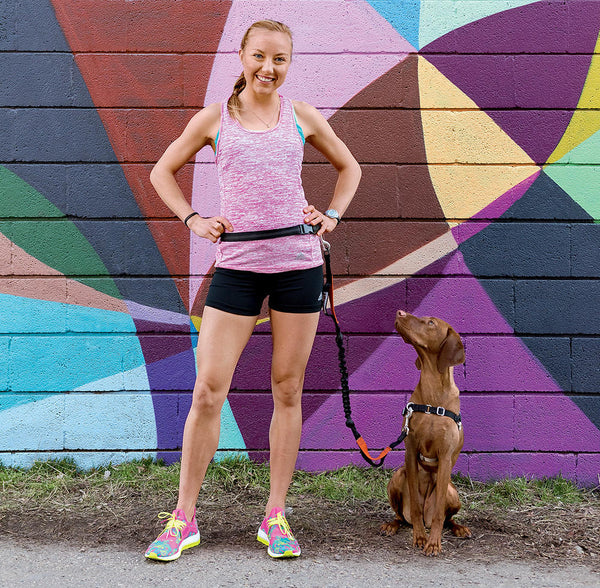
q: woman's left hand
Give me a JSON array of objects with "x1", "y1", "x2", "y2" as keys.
[{"x1": 303, "y1": 205, "x2": 338, "y2": 236}]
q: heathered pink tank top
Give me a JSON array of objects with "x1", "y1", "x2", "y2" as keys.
[{"x1": 214, "y1": 95, "x2": 323, "y2": 273}]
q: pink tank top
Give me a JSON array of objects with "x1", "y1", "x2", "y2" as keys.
[{"x1": 214, "y1": 95, "x2": 323, "y2": 273}]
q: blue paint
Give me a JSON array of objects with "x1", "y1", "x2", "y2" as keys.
[
  {"x1": 366, "y1": 0, "x2": 420, "y2": 49},
  {"x1": 9, "y1": 334, "x2": 146, "y2": 392}
]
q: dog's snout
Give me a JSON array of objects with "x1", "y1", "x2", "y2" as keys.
[{"x1": 397, "y1": 310, "x2": 407, "y2": 318}]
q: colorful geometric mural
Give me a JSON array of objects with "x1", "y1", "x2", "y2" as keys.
[{"x1": 1, "y1": 0, "x2": 599, "y2": 485}]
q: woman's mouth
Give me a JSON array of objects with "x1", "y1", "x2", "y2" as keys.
[{"x1": 256, "y1": 74, "x2": 275, "y2": 83}]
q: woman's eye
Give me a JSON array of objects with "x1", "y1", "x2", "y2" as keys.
[{"x1": 253, "y1": 53, "x2": 263, "y2": 59}]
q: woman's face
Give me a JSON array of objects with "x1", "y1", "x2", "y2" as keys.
[{"x1": 239, "y1": 30, "x2": 292, "y2": 97}]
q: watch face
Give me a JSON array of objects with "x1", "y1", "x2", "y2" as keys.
[{"x1": 325, "y1": 209, "x2": 340, "y2": 220}]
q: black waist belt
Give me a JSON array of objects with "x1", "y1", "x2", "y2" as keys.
[{"x1": 219, "y1": 223, "x2": 320, "y2": 242}]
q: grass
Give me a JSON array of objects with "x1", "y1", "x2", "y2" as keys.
[{"x1": 0, "y1": 456, "x2": 596, "y2": 513}]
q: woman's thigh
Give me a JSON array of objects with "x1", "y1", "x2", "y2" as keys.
[
  {"x1": 269, "y1": 309, "x2": 320, "y2": 386},
  {"x1": 195, "y1": 306, "x2": 258, "y2": 390}
]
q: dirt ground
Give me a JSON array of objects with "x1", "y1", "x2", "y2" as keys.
[{"x1": 2, "y1": 485, "x2": 599, "y2": 572}]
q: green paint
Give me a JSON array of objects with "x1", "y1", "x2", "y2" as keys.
[
  {"x1": 545, "y1": 164, "x2": 600, "y2": 221},
  {"x1": 0, "y1": 166, "x2": 121, "y2": 298},
  {"x1": 546, "y1": 131, "x2": 600, "y2": 220},
  {"x1": 0, "y1": 166, "x2": 64, "y2": 218},
  {"x1": 420, "y1": 0, "x2": 537, "y2": 48}
]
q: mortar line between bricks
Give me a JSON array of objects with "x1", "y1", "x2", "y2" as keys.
[{"x1": 6, "y1": 49, "x2": 600, "y2": 56}]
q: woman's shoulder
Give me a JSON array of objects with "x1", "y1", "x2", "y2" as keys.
[
  {"x1": 184, "y1": 102, "x2": 222, "y2": 136},
  {"x1": 291, "y1": 100, "x2": 328, "y2": 138},
  {"x1": 290, "y1": 99, "x2": 319, "y2": 118}
]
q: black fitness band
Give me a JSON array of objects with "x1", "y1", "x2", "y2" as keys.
[{"x1": 184, "y1": 212, "x2": 200, "y2": 227}]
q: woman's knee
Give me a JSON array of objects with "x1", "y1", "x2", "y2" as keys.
[
  {"x1": 272, "y1": 375, "x2": 303, "y2": 409},
  {"x1": 190, "y1": 379, "x2": 227, "y2": 415}
]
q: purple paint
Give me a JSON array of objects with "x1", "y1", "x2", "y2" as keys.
[
  {"x1": 145, "y1": 349, "x2": 196, "y2": 391},
  {"x1": 452, "y1": 172, "x2": 540, "y2": 245},
  {"x1": 300, "y1": 392, "x2": 410, "y2": 450},
  {"x1": 468, "y1": 452, "x2": 577, "y2": 482},
  {"x1": 137, "y1": 333, "x2": 193, "y2": 365},
  {"x1": 407, "y1": 277, "x2": 514, "y2": 334},
  {"x1": 464, "y1": 336, "x2": 562, "y2": 392},
  {"x1": 577, "y1": 454, "x2": 600, "y2": 487},
  {"x1": 461, "y1": 394, "x2": 514, "y2": 452},
  {"x1": 423, "y1": 1, "x2": 599, "y2": 162},
  {"x1": 515, "y1": 395, "x2": 600, "y2": 452}
]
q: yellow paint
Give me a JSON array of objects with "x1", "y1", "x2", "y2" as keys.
[
  {"x1": 546, "y1": 31, "x2": 600, "y2": 165},
  {"x1": 191, "y1": 314, "x2": 202, "y2": 331},
  {"x1": 419, "y1": 57, "x2": 538, "y2": 220},
  {"x1": 189, "y1": 314, "x2": 271, "y2": 331}
]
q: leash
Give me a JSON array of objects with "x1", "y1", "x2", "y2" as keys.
[
  {"x1": 321, "y1": 240, "x2": 462, "y2": 468},
  {"x1": 321, "y1": 238, "x2": 408, "y2": 468}
]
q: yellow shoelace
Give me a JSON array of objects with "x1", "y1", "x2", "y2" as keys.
[
  {"x1": 267, "y1": 512, "x2": 295, "y2": 539},
  {"x1": 157, "y1": 511, "x2": 186, "y2": 537}
]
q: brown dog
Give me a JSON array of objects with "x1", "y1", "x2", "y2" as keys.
[{"x1": 380, "y1": 310, "x2": 471, "y2": 555}]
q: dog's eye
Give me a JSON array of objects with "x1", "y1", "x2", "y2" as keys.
[{"x1": 428, "y1": 320, "x2": 435, "y2": 326}]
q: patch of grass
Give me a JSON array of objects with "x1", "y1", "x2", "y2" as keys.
[
  {"x1": 454, "y1": 473, "x2": 593, "y2": 511},
  {"x1": 0, "y1": 457, "x2": 596, "y2": 513}
]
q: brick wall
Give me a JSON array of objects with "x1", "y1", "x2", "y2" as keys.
[{"x1": 1, "y1": 0, "x2": 599, "y2": 485}]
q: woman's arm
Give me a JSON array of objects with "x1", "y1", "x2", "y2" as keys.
[
  {"x1": 293, "y1": 100, "x2": 362, "y2": 235},
  {"x1": 150, "y1": 102, "x2": 233, "y2": 242}
]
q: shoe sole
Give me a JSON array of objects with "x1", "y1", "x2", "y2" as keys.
[
  {"x1": 267, "y1": 546, "x2": 301, "y2": 558},
  {"x1": 257, "y1": 527, "x2": 269, "y2": 546},
  {"x1": 145, "y1": 532, "x2": 201, "y2": 562},
  {"x1": 259, "y1": 526, "x2": 300, "y2": 558}
]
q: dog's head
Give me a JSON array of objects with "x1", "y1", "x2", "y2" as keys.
[{"x1": 395, "y1": 310, "x2": 465, "y2": 374}]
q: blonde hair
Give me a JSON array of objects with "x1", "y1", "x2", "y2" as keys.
[{"x1": 227, "y1": 20, "x2": 293, "y2": 117}]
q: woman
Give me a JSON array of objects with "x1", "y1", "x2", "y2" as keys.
[{"x1": 145, "y1": 20, "x2": 361, "y2": 561}]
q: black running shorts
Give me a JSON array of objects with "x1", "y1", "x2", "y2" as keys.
[{"x1": 205, "y1": 265, "x2": 324, "y2": 316}]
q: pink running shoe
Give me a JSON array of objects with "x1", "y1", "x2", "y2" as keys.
[
  {"x1": 145, "y1": 508, "x2": 200, "y2": 561},
  {"x1": 257, "y1": 507, "x2": 301, "y2": 558}
]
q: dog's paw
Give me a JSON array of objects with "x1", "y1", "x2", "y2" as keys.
[
  {"x1": 451, "y1": 523, "x2": 472, "y2": 538},
  {"x1": 423, "y1": 539, "x2": 442, "y2": 556},
  {"x1": 412, "y1": 530, "x2": 428, "y2": 550},
  {"x1": 380, "y1": 520, "x2": 401, "y2": 536}
]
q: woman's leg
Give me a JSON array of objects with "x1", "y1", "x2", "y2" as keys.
[
  {"x1": 177, "y1": 306, "x2": 258, "y2": 520},
  {"x1": 266, "y1": 309, "x2": 320, "y2": 515}
]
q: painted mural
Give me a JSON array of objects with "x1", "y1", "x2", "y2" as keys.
[{"x1": 1, "y1": 0, "x2": 599, "y2": 485}]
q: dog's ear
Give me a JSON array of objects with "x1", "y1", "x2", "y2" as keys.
[
  {"x1": 437, "y1": 328, "x2": 465, "y2": 373},
  {"x1": 415, "y1": 356, "x2": 422, "y2": 371}
]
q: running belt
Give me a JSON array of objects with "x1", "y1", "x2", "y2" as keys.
[{"x1": 219, "y1": 223, "x2": 320, "y2": 242}]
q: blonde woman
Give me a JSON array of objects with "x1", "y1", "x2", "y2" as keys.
[{"x1": 145, "y1": 20, "x2": 361, "y2": 561}]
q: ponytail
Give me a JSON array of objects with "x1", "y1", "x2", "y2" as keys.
[{"x1": 227, "y1": 73, "x2": 247, "y2": 119}]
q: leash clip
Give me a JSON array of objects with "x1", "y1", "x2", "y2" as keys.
[
  {"x1": 402, "y1": 403, "x2": 414, "y2": 435},
  {"x1": 320, "y1": 236, "x2": 331, "y2": 254}
]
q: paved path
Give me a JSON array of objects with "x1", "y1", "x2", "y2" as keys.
[{"x1": 1, "y1": 540, "x2": 599, "y2": 587}]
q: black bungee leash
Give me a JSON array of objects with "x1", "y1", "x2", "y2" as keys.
[{"x1": 320, "y1": 238, "x2": 408, "y2": 468}]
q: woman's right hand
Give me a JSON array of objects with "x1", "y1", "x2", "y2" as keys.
[{"x1": 188, "y1": 215, "x2": 233, "y2": 243}]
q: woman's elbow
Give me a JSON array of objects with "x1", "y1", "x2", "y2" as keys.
[{"x1": 149, "y1": 161, "x2": 171, "y2": 190}]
